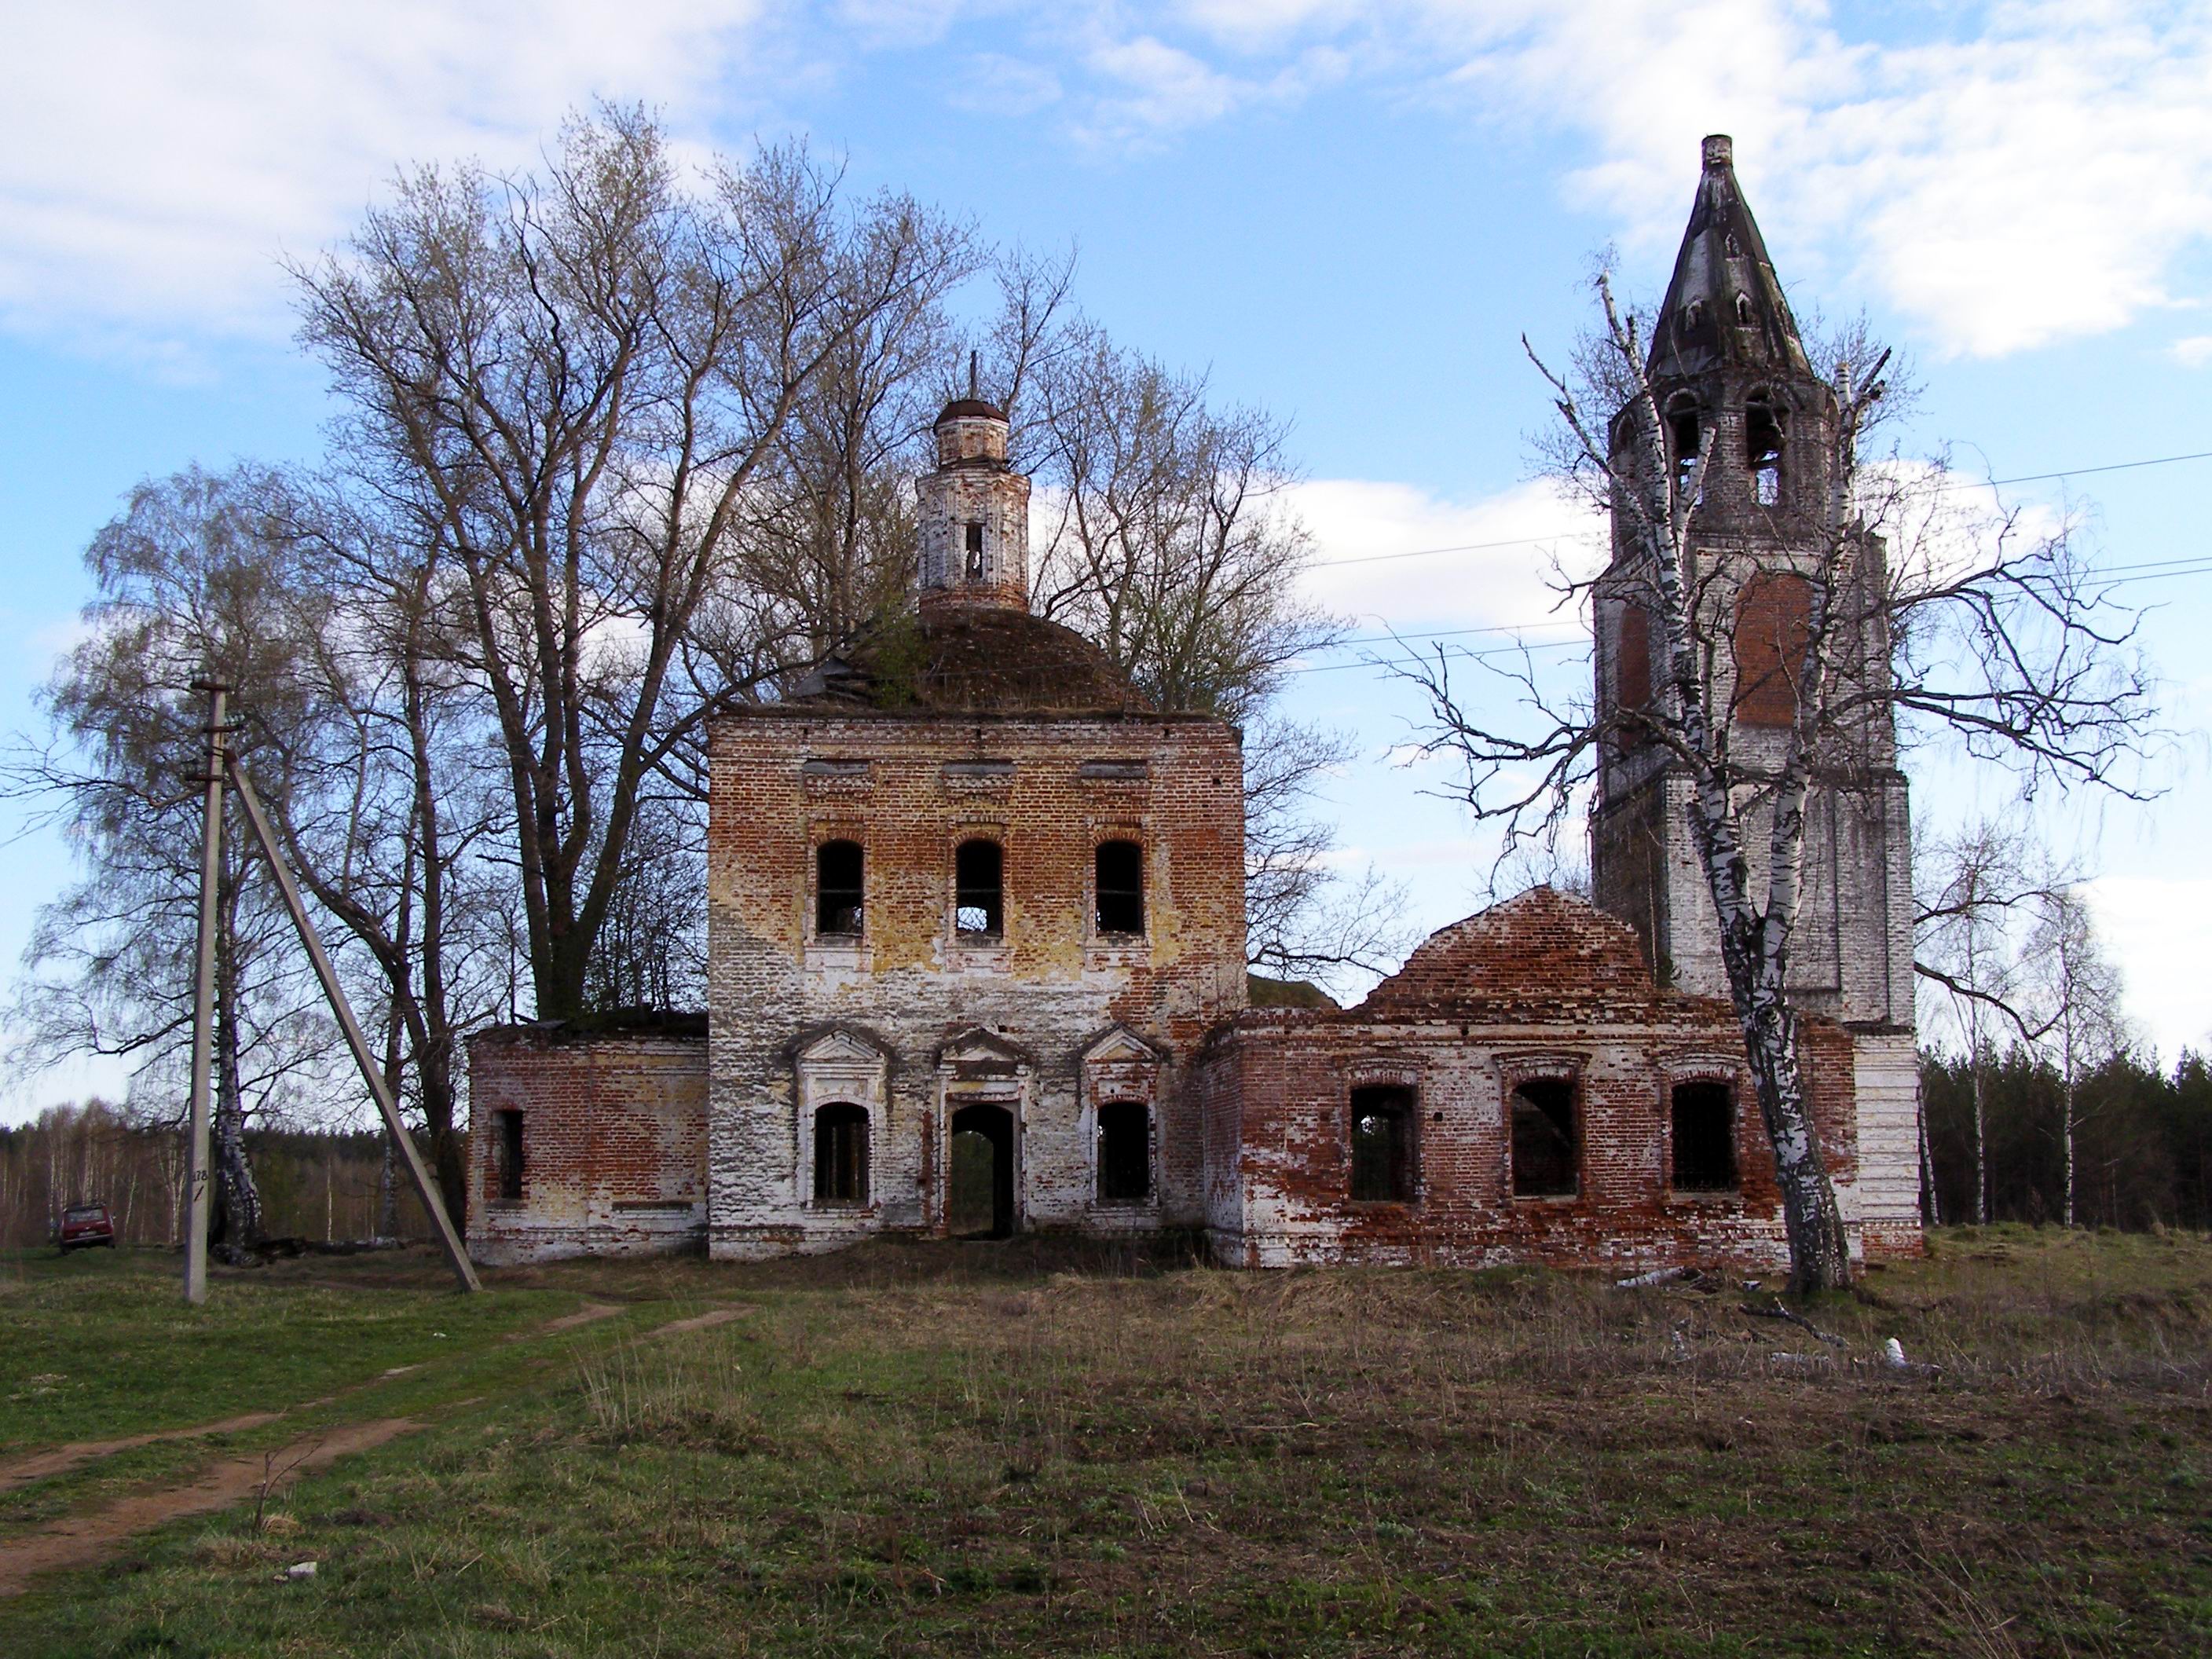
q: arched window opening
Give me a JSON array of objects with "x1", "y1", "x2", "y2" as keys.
[
  {"x1": 1665, "y1": 394, "x2": 1703, "y2": 499},
  {"x1": 1671, "y1": 1081, "x2": 1738, "y2": 1192},
  {"x1": 816, "y1": 840, "x2": 864, "y2": 937},
  {"x1": 1745, "y1": 392, "x2": 1785, "y2": 506},
  {"x1": 965, "y1": 520, "x2": 985, "y2": 580},
  {"x1": 1732, "y1": 572, "x2": 1812, "y2": 727},
  {"x1": 1511, "y1": 1078, "x2": 1578, "y2": 1197},
  {"x1": 1097, "y1": 1101, "x2": 1152, "y2": 1203},
  {"x1": 1094, "y1": 840, "x2": 1144, "y2": 936},
  {"x1": 1734, "y1": 291, "x2": 1754, "y2": 325},
  {"x1": 1350, "y1": 1085, "x2": 1416, "y2": 1202},
  {"x1": 814, "y1": 1104, "x2": 869, "y2": 1207},
  {"x1": 954, "y1": 837, "x2": 1003, "y2": 937}
]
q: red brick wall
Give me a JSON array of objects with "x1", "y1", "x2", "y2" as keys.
[
  {"x1": 706, "y1": 709, "x2": 1247, "y2": 1252},
  {"x1": 466, "y1": 1026, "x2": 709, "y2": 1265},
  {"x1": 1196, "y1": 888, "x2": 1869, "y2": 1271}
]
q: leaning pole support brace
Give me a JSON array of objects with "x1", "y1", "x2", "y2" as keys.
[{"x1": 224, "y1": 751, "x2": 482, "y2": 1294}]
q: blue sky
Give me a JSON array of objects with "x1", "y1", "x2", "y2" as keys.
[{"x1": 3, "y1": 1, "x2": 2210, "y2": 1119}]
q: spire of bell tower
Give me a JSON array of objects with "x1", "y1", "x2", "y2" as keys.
[
  {"x1": 916, "y1": 383, "x2": 1031, "y2": 613},
  {"x1": 1647, "y1": 134, "x2": 1811, "y2": 386}
]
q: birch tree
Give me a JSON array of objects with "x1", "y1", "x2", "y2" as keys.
[
  {"x1": 8, "y1": 467, "x2": 339, "y2": 1247},
  {"x1": 1412, "y1": 270, "x2": 2154, "y2": 1291},
  {"x1": 1914, "y1": 819, "x2": 2064, "y2": 1224},
  {"x1": 2024, "y1": 888, "x2": 2130, "y2": 1227}
]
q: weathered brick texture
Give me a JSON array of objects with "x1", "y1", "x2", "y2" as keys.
[
  {"x1": 705, "y1": 707, "x2": 1249, "y2": 1257},
  {"x1": 465, "y1": 1024, "x2": 708, "y2": 1264},
  {"x1": 1199, "y1": 888, "x2": 1879, "y2": 1270}
]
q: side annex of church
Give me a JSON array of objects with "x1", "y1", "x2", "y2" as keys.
[{"x1": 466, "y1": 139, "x2": 1925, "y2": 1272}]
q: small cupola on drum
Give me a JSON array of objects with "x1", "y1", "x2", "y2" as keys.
[{"x1": 917, "y1": 356, "x2": 1031, "y2": 612}]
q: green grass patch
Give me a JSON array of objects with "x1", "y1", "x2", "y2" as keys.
[
  {"x1": 0, "y1": 1247, "x2": 569, "y2": 1451},
  {"x1": 1, "y1": 1229, "x2": 2208, "y2": 1655}
]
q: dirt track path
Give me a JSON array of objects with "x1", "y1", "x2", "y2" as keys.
[
  {"x1": 0, "y1": 1418, "x2": 418, "y2": 1596},
  {"x1": 0, "y1": 1298, "x2": 626, "y2": 1500},
  {"x1": 0, "y1": 1298, "x2": 745, "y2": 1598},
  {"x1": 0, "y1": 1413, "x2": 289, "y2": 1496},
  {"x1": 515, "y1": 1300, "x2": 621, "y2": 1339},
  {"x1": 650, "y1": 1307, "x2": 742, "y2": 1337}
]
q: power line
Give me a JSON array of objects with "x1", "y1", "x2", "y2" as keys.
[
  {"x1": 1305, "y1": 445, "x2": 2212, "y2": 573},
  {"x1": 1983, "y1": 449, "x2": 2212, "y2": 489},
  {"x1": 1284, "y1": 555, "x2": 2212, "y2": 679}
]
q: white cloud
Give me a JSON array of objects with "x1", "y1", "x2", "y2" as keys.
[
  {"x1": 2172, "y1": 335, "x2": 2212, "y2": 368},
  {"x1": 1116, "y1": 2, "x2": 2212, "y2": 356},
  {"x1": 1409, "y1": 1, "x2": 2212, "y2": 357},
  {"x1": 2082, "y1": 874, "x2": 2212, "y2": 1060},
  {"x1": 1081, "y1": 35, "x2": 1251, "y2": 137},
  {"x1": 0, "y1": 1, "x2": 770, "y2": 346},
  {"x1": 949, "y1": 53, "x2": 1065, "y2": 116},
  {"x1": 13, "y1": 3, "x2": 2212, "y2": 363},
  {"x1": 1291, "y1": 475, "x2": 1602, "y2": 640}
]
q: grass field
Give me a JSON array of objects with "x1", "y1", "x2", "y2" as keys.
[{"x1": 1, "y1": 1228, "x2": 2207, "y2": 1657}]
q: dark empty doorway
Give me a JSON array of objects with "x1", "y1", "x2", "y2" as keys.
[{"x1": 949, "y1": 1103, "x2": 1016, "y2": 1239}]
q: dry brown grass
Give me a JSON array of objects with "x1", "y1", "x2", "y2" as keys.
[{"x1": 5, "y1": 1225, "x2": 2209, "y2": 1656}]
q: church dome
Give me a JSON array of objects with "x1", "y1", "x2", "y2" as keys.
[
  {"x1": 790, "y1": 606, "x2": 1150, "y2": 714},
  {"x1": 936, "y1": 395, "x2": 1007, "y2": 423}
]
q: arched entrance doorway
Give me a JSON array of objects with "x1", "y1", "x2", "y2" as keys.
[{"x1": 948, "y1": 1103, "x2": 1016, "y2": 1239}]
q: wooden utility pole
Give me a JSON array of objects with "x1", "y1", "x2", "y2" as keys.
[
  {"x1": 224, "y1": 760, "x2": 481, "y2": 1292},
  {"x1": 182, "y1": 680, "x2": 228, "y2": 1306},
  {"x1": 178, "y1": 685, "x2": 481, "y2": 1298}
]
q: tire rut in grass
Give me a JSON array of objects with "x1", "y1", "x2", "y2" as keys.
[
  {"x1": 0, "y1": 1416, "x2": 419, "y2": 1596},
  {"x1": 0, "y1": 1296, "x2": 627, "y2": 1519},
  {"x1": 0, "y1": 1414, "x2": 288, "y2": 1496}
]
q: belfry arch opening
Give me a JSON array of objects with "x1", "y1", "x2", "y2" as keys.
[
  {"x1": 1745, "y1": 391, "x2": 1785, "y2": 506},
  {"x1": 1665, "y1": 394, "x2": 1703, "y2": 500}
]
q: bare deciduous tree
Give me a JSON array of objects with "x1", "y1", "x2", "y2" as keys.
[
  {"x1": 1412, "y1": 254, "x2": 2155, "y2": 1290},
  {"x1": 1914, "y1": 818, "x2": 2067, "y2": 1225},
  {"x1": 291, "y1": 107, "x2": 978, "y2": 1020},
  {"x1": 1025, "y1": 331, "x2": 1404, "y2": 988},
  {"x1": 2025, "y1": 888, "x2": 2131, "y2": 1228},
  {"x1": 6, "y1": 467, "x2": 347, "y2": 1248}
]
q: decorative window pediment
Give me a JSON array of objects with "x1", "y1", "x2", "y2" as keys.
[
  {"x1": 1081, "y1": 1024, "x2": 1162, "y2": 1068},
  {"x1": 937, "y1": 1027, "x2": 1032, "y2": 1074},
  {"x1": 792, "y1": 1025, "x2": 892, "y2": 1115},
  {"x1": 793, "y1": 1026, "x2": 891, "y2": 1070}
]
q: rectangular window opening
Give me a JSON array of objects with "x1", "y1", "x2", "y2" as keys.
[
  {"x1": 1671, "y1": 1080, "x2": 1739, "y2": 1192},
  {"x1": 954, "y1": 837, "x2": 1004, "y2": 937},
  {"x1": 1511, "y1": 1078, "x2": 1578, "y2": 1197},
  {"x1": 1097, "y1": 1101, "x2": 1152, "y2": 1203},
  {"x1": 494, "y1": 1109, "x2": 525, "y2": 1203},
  {"x1": 1094, "y1": 840, "x2": 1144, "y2": 936},
  {"x1": 965, "y1": 521, "x2": 985, "y2": 580},
  {"x1": 1350, "y1": 1084, "x2": 1416, "y2": 1203},
  {"x1": 816, "y1": 839, "x2": 864, "y2": 937}
]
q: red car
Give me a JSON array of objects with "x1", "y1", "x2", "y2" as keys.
[{"x1": 57, "y1": 1203, "x2": 116, "y2": 1251}]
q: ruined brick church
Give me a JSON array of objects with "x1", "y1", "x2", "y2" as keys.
[{"x1": 467, "y1": 137, "x2": 1923, "y2": 1270}]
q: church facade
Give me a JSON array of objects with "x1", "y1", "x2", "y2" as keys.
[{"x1": 466, "y1": 138, "x2": 1925, "y2": 1272}]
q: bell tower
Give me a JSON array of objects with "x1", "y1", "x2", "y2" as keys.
[
  {"x1": 917, "y1": 363, "x2": 1031, "y2": 613},
  {"x1": 1589, "y1": 135, "x2": 1914, "y2": 1038},
  {"x1": 1589, "y1": 134, "x2": 1922, "y2": 1255}
]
